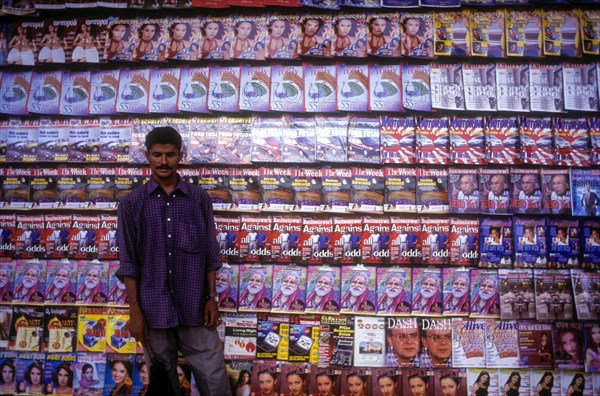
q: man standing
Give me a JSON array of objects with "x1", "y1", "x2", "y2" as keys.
[
  {"x1": 582, "y1": 183, "x2": 599, "y2": 216},
  {"x1": 117, "y1": 127, "x2": 229, "y2": 396}
]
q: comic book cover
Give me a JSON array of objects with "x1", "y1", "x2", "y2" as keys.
[
  {"x1": 251, "y1": 115, "x2": 283, "y2": 163},
  {"x1": 318, "y1": 314, "x2": 353, "y2": 367},
  {"x1": 416, "y1": 167, "x2": 449, "y2": 213},
  {"x1": 420, "y1": 218, "x2": 450, "y2": 266},
  {"x1": 402, "y1": 64, "x2": 432, "y2": 112},
  {"x1": 571, "y1": 270, "x2": 600, "y2": 321},
  {"x1": 281, "y1": 115, "x2": 317, "y2": 163},
  {"x1": 497, "y1": 369, "x2": 531, "y2": 396},
  {"x1": 305, "y1": 266, "x2": 340, "y2": 314},
  {"x1": 107, "y1": 260, "x2": 127, "y2": 306},
  {"x1": 563, "y1": 64, "x2": 599, "y2": 113},
  {"x1": 389, "y1": 217, "x2": 421, "y2": 265},
  {"x1": 89, "y1": 69, "x2": 120, "y2": 115},
  {"x1": 289, "y1": 314, "x2": 320, "y2": 363},
  {"x1": 581, "y1": 220, "x2": 600, "y2": 270},
  {"x1": 340, "y1": 265, "x2": 376, "y2": 315},
  {"x1": 270, "y1": 215, "x2": 302, "y2": 263},
  {"x1": 495, "y1": 63, "x2": 530, "y2": 113},
  {"x1": 553, "y1": 322, "x2": 584, "y2": 370},
  {"x1": 320, "y1": 168, "x2": 351, "y2": 213},
  {"x1": 517, "y1": 321, "x2": 554, "y2": 369},
  {"x1": 529, "y1": 63, "x2": 565, "y2": 114},
  {"x1": 469, "y1": 269, "x2": 500, "y2": 318},
  {"x1": 480, "y1": 217, "x2": 513, "y2": 268},
  {"x1": 86, "y1": 167, "x2": 116, "y2": 209},
  {"x1": 270, "y1": 65, "x2": 304, "y2": 113},
  {"x1": 30, "y1": 168, "x2": 59, "y2": 209},
  {"x1": 554, "y1": 117, "x2": 591, "y2": 167},
  {"x1": 279, "y1": 364, "x2": 308, "y2": 396},
  {"x1": 350, "y1": 167, "x2": 384, "y2": 213},
  {"x1": 228, "y1": 167, "x2": 260, "y2": 212},
  {"x1": 402, "y1": 369, "x2": 434, "y2": 396},
  {"x1": 369, "y1": 64, "x2": 402, "y2": 113},
  {"x1": 98, "y1": 118, "x2": 131, "y2": 163},
  {"x1": 238, "y1": 264, "x2": 272, "y2": 313},
  {"x1": 264, "y1": 14, "x2": 300, "y2": 60},
  {"x1": 498, "y1": 269, "x2": 535, "y2": 320},
  {"x1": 68, "y1": 215, "x2": 100, "y2": 260},
  {"x1": 106, "y1": 307, "x2": 140, "y2": 354},
  {"x1": 258, "y1": 167, "x2": 291, "y2": 212},
  {"x1": 478, "y1": 168, "x2": 510, "y2": 214},
  {"x1": 300, "y1": 217, "x2": 333, "y2": 264},
  {"x1": 304, "y1": 64, "x2": 337, "y2": 113},
  {"x1": 44, "y1": 259, "x2": 76, "y2": 304},
  {"x1": 380, "y1": 116, "x2": 416, "y2": 165},
  {"x1": 468, "y1": 9, "x2": 504, "y2": 58},
  {"x1": 224, "y1": 313, "x2": 258, "y2": 360},
  {"x1": 15, "y1": 216, "x2": 45, "y2": 260},
  {"x1": 43, "y1": 306, "x2": 77, "y2": 353},
  {"x1": 365, "y1": 12, "x2": 400, "y2": 57},
  {"x1": 0, "y1": 71, "x2": 33, "y2": 116},
  {"x1": 354, "y1": 316, "x2": 386, "y2": 367},
  {"x1": 147, "y1": 68, "x2": 180, "y2": 114},
  {"x1": 59, "y1": 71, "x2": 91, "y2": 116},
  {"x1": 449, "y1": 117, "x2": 485, "y2": 165},
  {"x1": 433, "y1": 11, "x2": 470, "y2": 57},
  {"x1": 520, "y1": 116, "x2": 555, "y2": 165},
  {"x1": 542, "y1": 9, "x2": 581, "y2": 57},
  {"x1": 188, "y1": 116, "x2": 218, "y2": 164},
  {"x1": 73, "y1": 351, "x2": 105, "y2": 395},
  {"x1": 442, "y1": 268, "x2": 470, "y2": 316},
  {"x1": 571, "y1": 168, "x2": 600, "y2": 217},
  {"x1": 462, "y1": 63, "x2": 497, "y2": 112},
  {"x1": 315, "y1": 115, "x2": 348, "y2": 163},
  {"x1": 14, "y1": 352, "x2": 45, "y2": 391},
  {"x1": 361, "y1": 217, "x2": 391, "y2": 265},
  {"x1": 9, "y1": 305, "x2": 44, "y2": 351},
  {"x1": 376, "y1": 267, "x2": 411, "y2": 316},
  {"x1": 290, "y1": 167, "x2": 321, "y2": 212},
  {"x1": 0, "y1": 214, "x2": 17, "y2": 259},
  {"x1": 114, "y1": 167, "x2": 150, "y2": 204},
  {"x1": 416, "y1": 116, "x2": 450, "y2": 165},
  {"x1": 506, "y1": 10, "x2": 542, "y2": 58},
  {"x1": 271, "y1": 265, "x2": 306, "y2": 314},
  {"x1": 534, "y1": 270, "x2": 574, "y2": 321},
  {"x1": 347, "y1": 115, "x2": 380, "y2": 164},
  {"x1": 2, "y1": 168, "x2": 31, "y2": 208},
  {"x1": 448, "y1": 168, "x2": 480, "y2": 213},
  {"x1": 450, "y1": 219, "x2": 479, "y2": 267},
  {"x1": 430, "y1": 64, "x2": 465, "y2": 111},
  {"x1": 529, "y1": 371, "x2": 562, "y2": 396},
  {"x1": 336, "y1": 64, "x2": 369, "y2": 112},
  {"x1": 69, "y1": 118, "x2": 101, "y2": 163},
  {"x1": 239, "y1": 66, "x2": 270, "y2": 113},
  {"x1": 513, "y1": 217, "x2": 547, "y2": 268},
  {"x1": 0, "y1": 262, "x2": 15, "y2": 302},
  {"x1": 207, "y1": 65, "x2": 240, "y2": 113},
  {"x1": 331, "y1": 217, "x2": 362, "y2": 264},
  {"x1": 581, "y1": 9, "x2": 600, "y2": 55},
  {"x1": 177, "y1": 67, "x2": 209, "y2": 114},
  {"x1": 547, "y1": 219, "x2": 580, "y2": 269},
  {"x1": 484, "y1": 320, "x2": 520, "y2": 368},
  {"x1": 411, "y1": 268, "x2": 442, "y2": 316},
  {"x1": 216, "y1": 116, "x2": 252, "y2": 165},
  {"x1": 467, "y1": 369, "x2": 499, "y2": 396},
  {"x1": 6, "y1": 119, "x2": 39, "y2": 163},
  {"x1": 116, "y1": 68, "x2": 150, "y2": 114},
  {"x1": 384, "y1": 167, "x2": 416, "y2": 213},
  {"x1": 540, "y1": 168, "x2": 571, "y2": 215}
]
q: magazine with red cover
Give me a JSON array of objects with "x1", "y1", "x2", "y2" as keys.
[
  {"x1": 380, "y1": 115, "x2": 416, "y2": 164},
  {"x1": 554, "y1": 117, "x2": 591, "y2": 167},
  {"x1": 517, "y1": 321, "x2": 553, "y2": 369},
  {"x1": 300, "y1": 217, "x2": 334, "y2": 264},
  {"x1": 519, "y1": 116, "x2": 554, "y2": 165},
  {"x1": 332, "y1": 217, "x2": 363, "y2": 265},
  {"x1": 238, "y1": 215, "x2": 272, "y2": 264},
  {"x1": 0, "y1": 214, "x2": 17, "y2": 258},
  {"x1": 401, "y1": 369, "x2": 434, "y2": 396},
  {"x1": 449, "y1": 116, "x2": 485, "y2": 165},
  {"x1": 215, "y1": 215, "x2": 241, "y2": 263},
  {"x1": 361, "y1": 217, "x2": 391, "y2": 265},
  {"x1": 416, "y1": 116, "x2": 450, "y2": 165},
  {"x1": 484, "y1": 116, "x2": 520, "y2": 165},
  {"x1": 434, "y1": 368, "x2": 467, "y2": 396},
  {"x1": 389, "y1": 217, "x2": 421, "y2": 265},
  {"x1": 420, "y1": 217, "x2": 450, "y2": 266},
  {"x1": 271, "y1": 215, "x2": 302, "y2": 264},
  {"x1": 68, "y1": 214, "x2": 100, "y2": 260},
  {"x1": 449, "y1": 218, "x2": 479, "y2": 267}
]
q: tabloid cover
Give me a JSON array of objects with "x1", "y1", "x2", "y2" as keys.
[
  {"x1": 498, "y1": 269, "x2": 535, "y2": 321},
  {"x1": 451, "y1": 318, "x2": 486, "y2": 367},
  {"x1": 448, "y1": 168, "x2": 480, "y2": 213},
  {"x1": 416, "y1": 116, "x2": 450, "y2": 165},
  {"x1": 513, "y1": 217, "x2": 547, "y2": 268},
  {"x1": 484, "y1": 319, "x2": 520, "y2": 368},
  {"x1": 353, "y1": 316, "x2": 386, "y2": 367},
  {"x1": 449, "y1": 116, "x2": 485, "y2": 165},
  {"x1": 249, "y1": 362, "x2": 280, "y2": 396},
  {"x1": 341, "y1": 368, "x2": 372, "y2": 396},
  {"x1": 14, "y1": 352, "x2": 46, "y2": 393},
  {"x1": 331, "y1": 13, "x2": 368, "y2": 57},
  {"x1": 479, "y1": 217, "x2": 513, "y2": 268},
  {"x1": 518, "y1": 321, "x2": 554, "y2": 369},
  {"x1": 43, "y1": 353, "x2": 76, "y2": 395},
  {"x1": 384, "y1": 167, "x2": 416, "y2": 213},
  {"x1": 265, "y1": 14, "x2": 300, "y2": 60},
  {"x1": 73, "y1": 351, "x2": 105, "y2": 395},
  {"x1": 560, "y1": 371, "x2": 593, "y2": 396},
  {"x1": 583, "y1": 322, "x2": 600, "y2": 372},
  {"x1": 370, "y1": 368, "x2": 400, "y2": 396},
  {"x1": 279, "y1": 364, "x2": 309, "y2": 396},
  {"x1": 318, "y1": 314, "x2": 354, "y2": 367},
  {"x1": 534, "y1": 269, "x2": 574, "y2": 321}
]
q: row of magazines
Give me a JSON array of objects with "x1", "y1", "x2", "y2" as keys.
[
  {"x1": 2, "y1": 8, "x2": 600, "y2": 65},
  {"x1": 1, "y1": 61, "x2": 600, "y2": 117}
]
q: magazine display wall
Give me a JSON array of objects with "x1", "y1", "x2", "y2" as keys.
[{"x1": 1, "y1": 1, "x2": 600, "y2": 396}]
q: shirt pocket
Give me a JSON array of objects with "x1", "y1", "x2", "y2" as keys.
[{"x1": 177, "y1": 222, "x2": 203, "y2": 253}]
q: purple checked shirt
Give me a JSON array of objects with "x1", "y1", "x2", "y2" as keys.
[{"x1": 117, "y1": 176, "x2": 221, "y2": 328}]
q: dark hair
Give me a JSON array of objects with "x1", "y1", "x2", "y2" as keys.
[
  {"x1": 24, "y1": 362, "x2": 43, "y2": 383},
  {"x1": 559, "y1": 328, "x2": 581, "y2": 358},
  {"x1": 52, "y1": 362, "x2": 74, "y2": 387},
  {"x1": 110, "y1": 360, "x2": 133, "y2": 378},
  {"x1": 268, "y1": 19, "x2": 291, "y2": 37},
  {"x1": 504, "y1": 372, "x2": 521, "y2": 388},
  {"x1": 537, "y1": 372, "x2": 554, "y2": 388},
  {"x1": 286, "y1": 372, "x2": 306, "y2": 381},
  {"x1": 316, "y1": 373, "x2": 336, "y2": 383},
  {"x1": 82, "y1": 363, "x2": 93, "y2": 375},
  {"x1": 568, "y1": 374, "x2": 585, "y2": 389},
  {"x1": 474, "y1": 371, "x2": 490, "y2": 386},
  {"x1": 258, "y1": 371, "x2": 278, "y2": 381},
  {"x1": 333, "y1": 18, "x2": 357, "y2": 37},
  {"x1": 201, "y1": 20, "x2": 223, "y2": 40},
  {"x1": 0, "y1": 359, "x2": 15, "y2": 384},
  {"x1": 237, "y1": 370, "x2": 251, "y2": 385},
  {"x1": 301, "y1": 18, "x2": 324, "y2": 33},
  {"x1": 234, "y1": 20, "x2": 256, "y2": 40},
  {"x1": 440, "y1": 376, "x2": 460, "y2": 386},
  {"x1": 368, "y1": 17, "x2": 390, "y2": 34},
  {"x1": 109, "y1": 23, "x2": 129, "y2": 39},
  {"x1": 138, "y1": 23, "x2": 160, "y2": 40},
  {"x1": 346, "y1": 373, "x2": 367, "y2": 384},
  {"x1": 169, "y1": 22, "x2": 191, "y2": 41},
  {"x1": 408, "y1": 374, "x2": 429, "y2": 385},
  {"x1": 377, "y1": 374, "x2": 397, "y2": 383},
  {"x1": 145, "y1": 126, "x2": 183, "y2": 151}
]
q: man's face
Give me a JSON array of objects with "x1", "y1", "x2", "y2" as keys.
[
  {"x1": 281, "y1": 274, "x2": 299, "y2": 296},
  {"x1": 146, "y1": 144, "x2": 183, "y2": 182},
  {"x1": 422, "y1": 328, "x2": 452, "y2": 364},
  {"x1": 387, "y1": 325, "x2": 420, "y2": 362},
  {"x1": 420, "y1": 276, "x2": 438, "y2": 299},
  {"x1": 216, "y1": 271, "x2": 230, "y2": 293},
  {"x1": 552, "y1": 175, "x2": 568, "y2": 195},
  {"x1": 521, "y1": 175, "x2": 536, "y2": 195},
  {"x1": 490, "y1": 176, "x2": 505, "y2": 196},
  {"x1": 23, "y1": 268, "x2": 39, "y2": 289},
  {"x1": 451, "y1": 276, "x2": 468, "y2": 298},
  {"x1": 85, "y1": 268, "x2": 101, "y2": 289},
  {"x1": 372, "y1": 19, "x2": 387, "y2": 35},
  {"x1": 349, "y1": 274, "x2": 367, "y2": 297},
  {"x1": 385, "y1": 276, "x2": 403, "y2": 298},
  {"x1": 460, "y1": 176, "x2": 475, "y2": 196},
  {"x1": 478, "y1": 278, "x2": 496, "y2": 301},
  {"x1": 315, "y1": 275, "x2": 333, "y2": 297},
  {"x1": 247, "y1": 273, "x2": 264, "y2": 295},
  {"x1": 53, "y1": 268, "x2": 70, "y2": 289}
]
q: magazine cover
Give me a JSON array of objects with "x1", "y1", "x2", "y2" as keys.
[
  {"x1": 207, "y1": 65, "x2": 240, "y2": 113},
  {"x1": 8, "y1": 20, "x2": 44, "y2": 66},
  {"x1": 69, "y1": 118, "x2": 101, "y2": 163},
  {"x1": 529, "y1": 63, "x2": 565, "y2": 114},
  {"x1": 384, "y1": 167, "x2": 416, "y2": 213},
  {"x1": 498, "y1": 269, "x2": 535, "y2": 320},
  {"x1": 442, "y1": 268, "x2": 470, "y2": 316},
  {"x1": 542, "y1": 9, "x2": 581, "y2": 57},
  {"x1": 89, "y1": 70, "x2": 120, "y2": 115},
  {"x1": 416, "y1": 168, "x2": 449, "y2": 213},
  {"x1": 400, "y1": 12, "x2": 434, "y2": 58},
  {"x1": 15, "y1": 215, "x2": 46, "y2": 260},
  {"x1": 520, "y1": 116, "x2": 555, "y2": 165},
  {"x1": 289, "y1": 315, "x2": 320, "y2": 363},
  {"x1": 497, "y1": 370, "x2": 531, "y2": 396},
  {"x1": 44, "y1": 259, "x2": 76, "y2": 304},
  {"x1": 451, "y1": 318, "x2": 486, "y2": 367},
  {"x1": 271, "y1": 265, "x2": 306, "y2": 314},
  {"x1": 505, "y1": 10, "x2": 542, "y2": 58},
  {"x1": 534, "y1": 269, "x2": 574, "y2": 321},
  {"x1": 495, "y1": 63, "x2": 530, "y2": 113},
  {"x1": 279, "y1": 363, "x2": 309, "y2": 396},
  {"x1": 0, "y1": 262, "x2": 14, "y2": 302},
  {"x1": 249, "y1": 362, "x2": 280, "y2": 395},
  {"x1": 271, "y1": 215, "x2": 302, "y2": 263},
  {"x1": 318, "y1": 314, "x2": 354, "y2": 367},
  {"x1": 389, "y1": 217, "x2": 421, "y2": 265},
  {"x1": 265, "y1": 14, "x2": 300, "y2": 60},
  {"x1": 433, "y1": 11, "x2": 471, "y2": 57},
  {"x1": 353, "y1": 316, "x2": 386, "y2": 367},
  {"x1": 238, "y1": 216, "x2": 272, "y2": 263},
  {"x1": 0, "y1": 352, "x2": 16, "y2": 393},
  {"x1": 462, "y1": 63, "x2": 497, "y2": 112},
  {"x1": 380, "y1": 116, "x2": 416, "y2": 165},
  {"x1": 581, "y1": 220, "x2": 600, "y2": 269},
  {"x1": 28, "y1": 70, "x2": 63, "y2": 115},
  {"x1": 9, "y1": 305, "x2": 44, "y2": 351},
  {"x1": 239, "y1": 66, "x2": 271, "y2": 113},
  {"x1": 411, "y1": 268, "x2": 442, "y2": 316},
  {"x1": 297, "y1": 13, "x2": 333, "y2": 57},
  {"x1": 30, "y1": 167, "x2": 59, "y2": 208},
  {"x1": 350, "y1": 168, "x2": 384, "y2": 213},
  {"x1": 223, "y1": 313, "x2": 258, "y2": 360},
  {"x1": 7, "y1": 119, "x2": 39, "y2": 164},
  {"x1": 420, "y1": 218, "x2": 450, "y2": 266},
  {"x1": 332, "y1": 217, "x2": 362, "y2": 264},
  {"x1": 469, "y1": 269, "x2": 500, "y2": 318},
  {"x1": 336, "y1": 64, "x2": 369, "y2": 112},
  {"x1": 384, "y1": 317, "x2": 419, "y2": 368},
  {"x1": 430, "y1": 64, "x2": 465, "y2": 111},
  {"x1": 75, "y1": 260, "x2": 107, "y2": 305},
  {"x1": 510, "y1": 168, "x2": 543, "y2": 214},
  {"x1": 225, "y1": 361, "x2": 253, "y2": 396},
  {"x1": 560, "y1": 371, "x2": 593, "y2": 396},
  {"x1": 304, "y1": 64, "x2": 337, "y2": 113},
  {"x1": 290, "y1": 168, "x2": 321, "y2": 212},
  {"x1": 540, "y1": 168, "x2": 571, "y2": 214},
  {"x1": 59, "y1": 71, "x2": 92, "y2": 116},
  {"x1": 227, "y1": 167, "x2": 260, "y2": 211},
  {"x1": 114, "y1": 167, "x2": 150, "y2": 204},
  {"x1": 553, "y1": 322, "x2": 584, "y2": 370},
  {"x1": 98, "y1": 118, "x2": 131, "y2": 163},
  {"x1": 256, "y1": 313, "x2": 290, "y2": 361},
  {"x1": 103, "y1": 354, "x2": 135, "y2": 396},
  {"x1": 518, "y1": 321, "x2": 554, "y2": 369},
  {"x1": 2, "y1": 168, "x2": 31, "y2": 208},
  {"x1": 188, "y1": 116, "x2": 218, "y2": 163},
  {"x1": 67, "y1": 215, "x2": 100, "y2": 259},
  {"x1": 432, "y1": 369, "x2": 467, "y2": 396},
  {"x1": 177, "y1": 67, "x2": 209, "y2": 114},
  {"x1": 115, "y1": 68, "x2": 150, "y2": 114},
  {"x1": 479, "y1": 217, "x2": 513, "y2": 268},
  {"x1": 306, "y1": 266, "x2": 340, "y2": 313},
  {"x1": 321, "y1": 168, "x2": 351, "y2": 213},
  {"x1": 238, "y1": 265, "x2": 272, "y2": 313},
  {"x1": 340, "y1": 265, "x2": 377, "y2": 314},
  {"x1": 315, "y1": 115, "x2": 348, "y2": 162},
  {"x1": 547, "y1": 219, "x2": 580, "y2": 268},
  {"x1": 104, "y1": 19, "x2": 137, "y2": 61},
  {"x1": 513, "y1": 217, "x2": 547, "y2": 268},
  {"x1": 366, "y1": 12, "x2": 400, "y2": 57},
  {"x1": 467, "y1": 369, "x2": 499, "y2": 396},
  {"x1": 571, "y1": 270, "x2": 600, "y2": 321},
  {"x1": 401, "y1": 369, "x2": 433, "y2": 396},
  {"x1": 581, "y1": 9, "x2": 600, "y2": 56},
  {"x1": 43, "y1": 352, "x2": 75, "y2": 395},
  {"x1": 376, "y1": 267, "x2": 411, "y2": 315},
  {"x1": 468, "y1": 9, "x2": 504, "y2": 58},
  {"x1": 418, "y1": 317, "x2": 452, "y2": 368},
  {"x1": 449, "y1": 218, "x2": 479, "y2": 267},
  {"x1": 228, "y1": 16, "x2": 267, "y2": 61},
  {"x1": 12, "y1": 259, "x2": 45, "y2": 303},
  {"x1": 106, "y1": 307, "x2": 140, "y2": 354},
  {"x1": 484, "y1": 320, "x2": 520, "y2": 368},
  {"x1": 196, "y1": 16, "x2": 231, "y2": 60},
  {"x1": 14, "y1": 352, "x2": 45, "y2": 394},
  {"x1": 86, "y1": 167, "x2": 116, "y2": 209},
  {"x1": 216, "y1": 116, "x2": 252, "y2": 165},
  {"x1": 370, "y1": 368, "x2": 400, "y2": 396},
  {"x1": 147, "y1": 68, "x2": 180, "y2": 114},
  {"x1": 361, "y1": 217, "x2": 391, "y2": 265},
  {"x1": 347, "y1": 115, "x2": 381, "y2": 164},
  {"x1": 554, "y1": 117, "x2": 591, "y2": 167},
  {"x1": 162, "y1": 17, "x2": 202, "y2": 60},
  {"x1": 71, "y1": 17, "x2": 110, "y2": 63},
  {"x1": 401, "y1": 64, "x2": 432, "y2": 112},
  {"x1": 270, "y1": 65, "x2": 304, "y2": 113},
  {"x1": 584, "y1": 323, "x2": 600, "y2": 372},
  {"x1": 448, "y1": 168, "x2": 480, "y2": 213},
  {"x1": 563, "y1": 64, "x2": 599, "y2": 113},
  {"x1": 449, "y1": 116, "x2": 485, "y2": 165},
  {"x1": 251, "y1": 115, "x2": 283, "y2": 163},
  {"x1": 258, "y1": 167, "x2": 292, "y2": 212},
  {"x1": 300, "y1": 217, "x2": 333, "y2": 264},
  {"x1": 416, "y1": 116, "x2": 450, "y2": 165},
  {"x1": 0, "y1": 71, "x2": 33, "y2": 116},
  {"x1": 281, "y1": 115, "x2": 317, "y2": 163},
  {"x1": 571, "y1": 168, "x2": 600, "y2": 217},
  {"x1": 129, "y1": 17, "x2": 167, "y2": 61},
  {"x1": 340, "y1": 368, "x2": 372, "y2": 396},
  {"x1": 369, "y1": 64, "x2": 402, "y2": 113}
]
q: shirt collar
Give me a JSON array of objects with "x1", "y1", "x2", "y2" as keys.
[{"x1": 146, "y1": 174, "x2": 190, "y2": 196}]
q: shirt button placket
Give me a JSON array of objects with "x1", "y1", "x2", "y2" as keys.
[{"x1": 166, "y1": 194, "x2": 175, "y2": 294}]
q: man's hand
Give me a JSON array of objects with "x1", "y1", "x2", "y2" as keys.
[
  {"x1": 129, "y1": 307, "x2": 149, "y2": 345},
  {"x1": 204, "y1": 300, "x2": 220, "y2": 330}
]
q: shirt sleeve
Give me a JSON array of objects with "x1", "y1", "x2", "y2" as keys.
[
  {"x1": 201, "y1": 190, "x2": 221, "y2": 273},
  {"x1": 117, "y1": 196, "x2": 140, "y2": 280}
]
